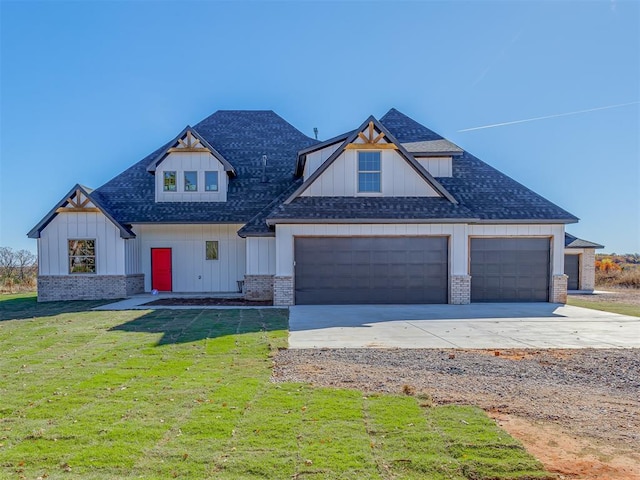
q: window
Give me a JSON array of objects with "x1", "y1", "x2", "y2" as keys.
[
  {"x1": 69, "y1": 239, "x2": 96, "y2": 274},
  {"x1": 205, "y1": 171, "x2": 219, "y2": 192},
  {"x1": 205, "y1": 241, "x2": 219, "y2": 260},
  {"x1": 184, "y1": 171, "x2": 198, "y2": 191},
  {"x1": 163, "y1": 171, "x2": 177, "y2": 191},
  {"x1": 358, "y1": 151, "x2": 381, "y2": 193}
]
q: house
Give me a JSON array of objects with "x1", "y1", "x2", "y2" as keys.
[
  {"x1": 28, "y1": 108, "x2": 580, "y2": 305},
  {"x1": 564, "y1": 233, "x2": 604, "y2": 292}
]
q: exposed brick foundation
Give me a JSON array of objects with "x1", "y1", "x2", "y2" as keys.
[
  {"x1": 125, "y1": 274, "x2": 145, "y2": 296},
  {"x1": 38, "y1": 274, "x2": 145, "y2": 302},
  {"x1": 551, "y1": 274, "x2": 568, "y2": 303},
  {"x1": 244, "y1": 274, "x2": 274, "y2": 301},
  {"x1": 273, "y1": 276, "x2": 294, "y2": 306},
  {"x1": 450, "y1": 275, "x2": 471, "y2": 304}
]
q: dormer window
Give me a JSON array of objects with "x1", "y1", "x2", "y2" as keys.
[
  {"x1": 205, "y1": 171, "x2": 219, "y2": 192},
  {"x1": 163, "y1": 171, "x2": 177, "y2": 192},
  {"x1": 184, "y1": 171, "x2": 198, "y2": 191},
  {"x1": 358, "y1": 151, "x2": 381, "y2": 193}
]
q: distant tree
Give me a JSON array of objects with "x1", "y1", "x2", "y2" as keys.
[
  {"x1": 15, "y1": 249, "x2": 36, "y2": 281},
  {"x1": 0, "y1": 247, "x2": 17, "y2": 280}
]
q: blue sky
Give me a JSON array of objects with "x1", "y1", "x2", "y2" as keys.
[{"x1": 1, "y1": 0, "x2": 638, "y2": 253}]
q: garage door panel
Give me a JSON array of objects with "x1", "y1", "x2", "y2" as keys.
[
  {"x1": 471, "y1": 238, "x2": 550, "y2": 302},
  {"x1": 295, "y1": 236, "x2": 448, "y2": 305},
  {"x1": 565, "y1": 255, "x2": 579, "y2": 290}
]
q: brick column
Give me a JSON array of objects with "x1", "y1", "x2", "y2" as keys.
[
  {"x1": 551, "y1": 274, "x2": 568, "y2": 303},
  {"x1": 273, "y1": 276, "x2": 294, "y2": 306},
  {"x1": 581, "y1": 250, "x2": 596, "y2": 291},
  {"x1": 450, "y1": 275, "x2": 471, "y2": 304},
  {"x1": 244, "y1": 275, "x2": 274, "y2": 301}
]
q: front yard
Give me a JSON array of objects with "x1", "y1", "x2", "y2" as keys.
[{"x1": 0, "y1": 293, "x2": 548, "y2": 479}]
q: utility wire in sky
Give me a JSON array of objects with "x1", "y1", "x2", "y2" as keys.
[{"x1": 458, "y1": 101, "x2": 640, "y2": 132}]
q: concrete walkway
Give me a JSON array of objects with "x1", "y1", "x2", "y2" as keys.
[{"x1": 288, "y1": 303, "x2": 640, "y2": 349}]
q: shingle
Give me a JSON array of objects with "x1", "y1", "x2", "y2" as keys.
[
  {"x1": 380, "y1": 108, "x2": 444, "y2": 142},
  {"x1": 565, "y1": 233, "x2": 604, "y2": 249},
  {"x1": 93, "y1": 108, "x2": 578, "y2": 235},
  {"x1": 402, "y1": 139, "x2": 463, "y2": 154},
  {"x1": 94, "y1": 111, "x2": 317, "y2": 224},
  {"x1": 267, "y1": 196, "x2": 476, "y2": 222}
]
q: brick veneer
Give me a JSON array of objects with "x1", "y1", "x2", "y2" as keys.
[
  {"x1": 244, "y1": 274, "x2": 274, "y2": 301},
  {"x1": 551, "y1": 274, "x2": 568, "y2": 303},
  {"x1": 581, "y1": 250, "x2": 596, "y2": 291},
  {"x1": 38, "y1": 274, "x2": 145, "y2": 302},
  {"x1": 450, "y1": 275, "x2": 471, "y2": 304},
  {"x1": 273, "y1": 276, "x2": 294, "y2": 306}
]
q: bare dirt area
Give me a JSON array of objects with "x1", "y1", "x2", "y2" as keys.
[
  {"x1": 273, "y1": 348, "x2": 640, "y2": 479},
  {"x1": 572, "y1": 288, "x2": 640, "y2": 306}
]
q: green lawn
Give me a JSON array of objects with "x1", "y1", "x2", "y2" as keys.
[
  {"x1": 0, "y1": 293, "x2": 549, "y2": 479},
  {"x1": 567, "y1": 297, "x2": 640, "y2": 317}
]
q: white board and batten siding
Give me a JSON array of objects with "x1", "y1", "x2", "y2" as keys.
[
  {"x1": 303, "y1": 142, "x2": 342, "y2": 179},
  {"x1": 301, "y1": 148, "x2": 439, "y2": 197},
  {"x1": 125, "y1": 237, "x2": 142, "y2": 275},
  {"x1": 416, "y1": 156, "x2": 452, "y2": 177},
  {"x1": 38, "y1": 211, "x2": 125, "y2": 275},
  {"x1": 246, "y1": 237, "x2": 276, "y2": 275},
  {"x1": 275, "y1": 223, "x2": 565, "y2": 277},
  {"x1": 155, "y1": 151, "x2": 228, "y2": 203},
  {"x1": 134, "y1": 224, "x2": 246, "y2": 292}
]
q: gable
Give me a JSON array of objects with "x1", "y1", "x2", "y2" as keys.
[
  {"x1": 287, "y1": 116, "x2": 457, "y2": 204},
  {"x1": 147, "y1": 126, "x2": 236, "y2": 175},
  {"x1": 301, "y1": 148, "x2": 440, "y2": 197},
  {"x1": 28, "y1": 185, "x2": 135, "y2": 239}
]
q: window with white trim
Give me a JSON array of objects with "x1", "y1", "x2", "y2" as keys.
[
  {"x1": 358, "y1": 151, "x2": 381, "y2": 193},
  {"x1": 69, "y1": 239, "x2": 96, "y2": 274}
]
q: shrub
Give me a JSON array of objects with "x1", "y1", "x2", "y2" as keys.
[{"x1": 596, "y1": 266, "x2": 640, "y2": 289}]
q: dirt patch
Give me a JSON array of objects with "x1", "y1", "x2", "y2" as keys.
[
  {"x1": 274, "y1": 348, "x2": 640, "y2": 479},
  {"x1": 143, "y1": 297, "x2": 273, "y2": 306},
  {"x1": 571, "y1": 288, "x2": 640, "y2": 306},
  {"x1": 491, "y1": 414, "x2": 640, "y2": 480}
]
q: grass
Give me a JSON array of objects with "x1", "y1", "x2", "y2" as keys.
[
  {"x1": 0, "y1": 294, "x2": 550, "y2": 479},
  {"x1": 566, "y1": 297, "x2": 640, "y2": 317}
]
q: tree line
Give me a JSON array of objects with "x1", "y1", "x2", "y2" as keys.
[{"x1": 0, "y1": 247, "x2": 37, "y2": 292}]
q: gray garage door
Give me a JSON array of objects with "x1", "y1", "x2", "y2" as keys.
[
  {"x1": 471, "y1": 238, "x2": 550, "y2": 302},
  {"x1": 295, "y1": 237, "x2": 448, "y2": 305},
  {"x1": 564, "y1": 255, "x2": 580, "y2": 290}
]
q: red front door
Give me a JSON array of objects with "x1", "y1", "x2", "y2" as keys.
[{"x1": 151, "y1": 248, "x2": 172, "y2": 291}]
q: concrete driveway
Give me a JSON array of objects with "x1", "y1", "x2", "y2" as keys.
[{"x1": 288, "y1": 303, "x2": 640, "y2": 349}]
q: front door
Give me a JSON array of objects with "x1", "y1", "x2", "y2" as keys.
[{"x1": 151, "y1": 248, "x2": 172, "y2": 291}]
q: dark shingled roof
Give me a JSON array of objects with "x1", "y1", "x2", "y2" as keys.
[
  {"x1": 93, "y1": 110, "x2": 317, "y2": 224},
  {"x1": 267, "y1": 196, "x2": 476, "y2": 223},
  {"x1": 263, "y1": 109, "x2": 578, "y2": 227},
  {"x1": 57, "y1": 108, "x2": 576, "y2": 238},
  {"x1": 379, "y1": 108, "x2": 444, "y2": 142},
  {"x1": 565, "y1": 233, "x2": 604, "y2": 249}
]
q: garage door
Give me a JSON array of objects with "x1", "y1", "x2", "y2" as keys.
[
  {"x1": 470, "y1": 238, "x2": 550, "y2": 302},
  {"x1": 295, "y1": 237, "x2": 448, "y2": 305},
  {"x1": 564, "y1": 255, "x2": 580, "y2": 290}
]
